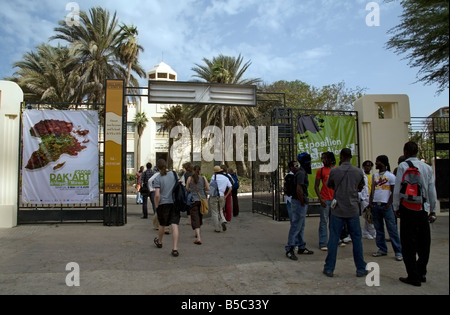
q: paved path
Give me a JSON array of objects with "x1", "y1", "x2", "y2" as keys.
[{"x1": 0, "y1": 197, "x2": 448, "y2": 296}]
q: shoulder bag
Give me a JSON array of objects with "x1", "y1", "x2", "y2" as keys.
[{"x1": 193, "y1": 177, "x2": 209, "y2": 215}]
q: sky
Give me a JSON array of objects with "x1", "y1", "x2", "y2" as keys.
[{"x1": 0, "y1": 0, "x2": 448, "y2": 117}]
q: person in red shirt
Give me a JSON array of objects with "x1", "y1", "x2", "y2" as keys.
[{"x1": 314, "y1": 152, "x2": 336, "y2": 251}]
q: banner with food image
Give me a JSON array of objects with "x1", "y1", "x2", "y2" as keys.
[{"x1": 22, "y1": 110, "x2": 99, "y2": 204}]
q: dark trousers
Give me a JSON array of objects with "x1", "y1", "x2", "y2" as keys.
[
  {"x1": 232, "y1": 189, "x2": 239, "y2": 217},
  {"x1": 142, "y1": 191, "x2": 156, "y2": 217},
  {"x1": 400, "y1": 206, "x2": 431, "y2": 282}
]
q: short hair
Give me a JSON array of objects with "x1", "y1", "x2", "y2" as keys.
[
  {"x1": 146, "y1": 162, "x2": 152, "y2": 169},
  {"x1": 404, "y1": 141, "x2": 419, "y2": 156},
  {"x1": 340, "y1": 148, "x2": 352, "y2": 159},
  {"x1": 363, "y1": 160, "x2": 374, "y2": 167},
  {"x1": 326, "y1": 151, "x2": 336, "y2": 165}
]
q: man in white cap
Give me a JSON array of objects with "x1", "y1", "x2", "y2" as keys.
[{"x1": 210, "y1": 165, "x2": 232, "y2": 232}]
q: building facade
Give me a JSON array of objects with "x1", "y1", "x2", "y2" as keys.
[{"x1": 126, "y1": 61, "x2": 179, "y2": 174}]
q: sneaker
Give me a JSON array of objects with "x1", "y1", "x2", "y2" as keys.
[
  {"x1": 372, "y1": 252, "x2": 387, "y2": 257},
  {"x1": 286, "y1": 249, "x2": 298, "y2": 261},
  {"x1": 320, "y1": 246, "x2": 328, "y2": 251},
  {"x1": 323, "y1": 270, "x2": 334, "y2": 277},
  {"x1": 357, "y1": 270, "x2": 369, "y2": 277},
  {"x1": 395, "y1": 255, "x2": 403, "y2": 261},
  {"x1": 343, "y1": 236, "x2": 352, "y2": 243},
  {"x1": 298, "y1": 248, "x2": 314, "y2": 255},
  {"x1": 338, "y1": 241, "x2": 346, "y2": 247}
]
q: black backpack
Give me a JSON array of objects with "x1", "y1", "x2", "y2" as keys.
[
  {"x1": 172, "y1": 171, "x2": 188, "y2": 212},
  {"x1": 283, "y1": 173, "x2": 296, "y2": 197}
]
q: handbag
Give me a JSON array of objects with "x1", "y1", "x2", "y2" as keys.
[
  {"x1": 192, "y1": 177, "x2": 209, "y2": 215},
  {"x1": 363, "y1": 207, "x2": 373, "y2": 224},
  {"x1": 139, "y1": 183, "x2": 150, "y2": 195}
]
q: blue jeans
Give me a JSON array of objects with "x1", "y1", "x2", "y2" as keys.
[
  {"x1": 286, "y1": 200, "x2": 292, "y2": 219},
  {"x1": 372, "y1": 204, "x2": 402, "y2": 255},
  {"x1": 319, "y1": 200, "x2": 331, "y2": 248},
  {"x1": 324, "y1": 214, "x2": 367, "y2": 275},
  {"x1": 285, "y1": 199, "x2": 308, "y2": 251}
]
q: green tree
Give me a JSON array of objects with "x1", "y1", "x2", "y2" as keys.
[
  {"x1": 51, "y1": 7, "x2": 145, "y2": 103},
  {"x1": 190, "y1": 54, "x2": 261, "y2": 167},
  {"x1": 159, "y1": 105, "x2": 191, "y2": 169},
  {"x1": 386, "y1": 0, "x2": 449, "y2": 94},
  {"x1": 115, "y1": 23, "x2": 145, "y2": 88},
  {"x1": 259, "y1": 80, "x2": 365, "y2": 112},
  {"x1": 133, "y1": 112, "x2": 149, "y2": 170},
  {"x1": 13, "y1": 44, "x2": 84, "y2": 104}
]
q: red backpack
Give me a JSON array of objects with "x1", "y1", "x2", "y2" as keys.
[{"x1": 399, "y1": 161, "x2": 424, "y2": 211}]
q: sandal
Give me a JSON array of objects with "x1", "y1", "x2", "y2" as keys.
[
  {"x1": 171, "y1": 249, "x2": 179, "y2": 257},
  {"x1": 194, "y1": 240, "x2": 202, "y2": 245},
  {"x1": 154, "y1": 237, "x2": 162, "y2": 248}
]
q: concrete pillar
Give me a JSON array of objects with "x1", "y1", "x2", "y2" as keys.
[
  {"x1": 355, "y1": 94, "x2": 411, "y2": 169},
  {"x1": 0, "y1": 81, "x2": 23, "y2": 228}
]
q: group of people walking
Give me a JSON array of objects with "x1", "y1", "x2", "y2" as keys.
[
  {"x1": 284, "y1": 141, "x2": 438, "y2": 287},
  {"x1": 135, "y1": 160, "x2": 240, "y2": 257}
]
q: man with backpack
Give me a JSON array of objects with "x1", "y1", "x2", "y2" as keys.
[
  {"x1": 393, "y1": 141, "x2": 438, "y2": 287},
  {"x1": 285, "y1": 153, "x2": 315, "y2": 261},
  {"x1": 210, "y1": 165, "x2": 232, "y2": 233},
  {"x1": 153, "y1": 159, "x2": 181, "y2": 257},
  {"x1": 283, "y1": 161, "x2": 299, "y2": 219}
]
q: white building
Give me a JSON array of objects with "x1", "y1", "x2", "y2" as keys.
[{"x1": 126, "y1": 61, "x2": 180, "y2": 174}]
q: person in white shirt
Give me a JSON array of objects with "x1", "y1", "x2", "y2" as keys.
[
  {"x1": 369, "y1": 155, "x2": 403, "y2": 261},
  {"x1": 393, "y1": 141, "x2": 438, "y2": 287},
  {"x1": 210, "y1": 165, "x2": 232, "y2": 232}
]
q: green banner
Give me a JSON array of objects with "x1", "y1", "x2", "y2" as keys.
[{"x1": 296, "y1": 115, "x2": 357, "y2": 199}]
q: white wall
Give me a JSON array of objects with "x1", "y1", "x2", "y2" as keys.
[
  {"x1": 355, "y1": 94, "x2": 411, "y2": 169},
  {"x1": 0, "y1": 81, "x2": 23, "y2": 228}
]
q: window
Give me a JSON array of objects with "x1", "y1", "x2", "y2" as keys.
[
  {"x1": 377, "y1": 102, "x2": 398, "y2": 119},
  {"x1": 169, "y1": 74, "x2": 176, "y2": 80},
  {"x1": 127, "y1": 123, "x2": 135, "y2": 133},
  {"x1": 155, "y1": 122, "x2": 167, "y2": 136},
  {"x1": 149, "y1": 73, "x2": 156, "y2": 79},
  {"x1": 126, "y1": 153, "x2": 135, "y2": 169},
  {"x1": 158, "y1": 73, "x2": 168, "y2": 79}
]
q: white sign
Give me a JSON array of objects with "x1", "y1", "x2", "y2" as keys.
[{"x1": 149, "y1": 81, "x2": 257, "y2": 107}]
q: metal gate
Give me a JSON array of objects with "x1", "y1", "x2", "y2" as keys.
[
  {"x1": 252, "y1": 107, "x2": 359, "y2": 221},
  {"x1": 17, "y1": 102, "x2": 107, "y2": 224},
  {"x1": 409, "y1": 116, "x2": 449, "y2": 211}
]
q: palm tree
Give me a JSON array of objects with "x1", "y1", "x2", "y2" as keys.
[
  {"x1": 190, "y1": 54, "x2": 261, "y2": 169},
  {"x1": 159, "y1": 105, "x2": 192, "y2": 169},
  {"x1": 13, "y1": 44, "x2": 84, "y2": 105},
  {"x1": 115, "y1": 24, "x2": 145, "y2": 88},
  {"x1": 51, "y1": 7, "x2": 145, "y2": 103},
  {"x1": 133, "y1": 112, "x2": 149, "y2": 170}
]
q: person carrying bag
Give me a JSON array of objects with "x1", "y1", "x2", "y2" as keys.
[{"x1": 186, "y1": 165, "x2": 210, "y2": 245}]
